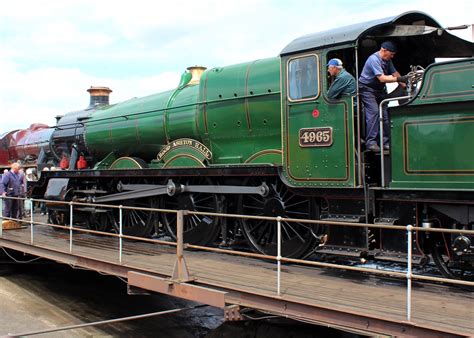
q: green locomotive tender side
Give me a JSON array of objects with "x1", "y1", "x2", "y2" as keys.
[{"x1": 390, "y1": 59, "x2": 474, "y2": 189}]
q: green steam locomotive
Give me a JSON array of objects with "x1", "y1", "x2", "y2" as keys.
[{"x1": 34, "y1": 11, "x2": 474, "y2": 280}]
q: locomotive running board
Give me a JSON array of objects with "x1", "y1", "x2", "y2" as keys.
[{"x1": 94, "y1": 180, "x2": 269, "y2": 203}]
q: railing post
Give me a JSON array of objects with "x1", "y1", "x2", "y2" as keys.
[
  {"x1": 30, "y1": 198, "x2": 34, "y2": 245},
  {"x1": 0, "y1": 196, "x2": 3, "y2": 237},
  {"x1": 119, "y1": 205, "x2": 123, "y2": 264},
  {"x1": 406, "y1": 224, "x2": 413, "y2": 321},
  {"x1": 277, "y1": 216, "x2": 282, "y2": 296},
  {"x1": 172, "y1": 210, "x2": 191, "y2": 282},
  {"x1": 69, "y1": 202, "x2": 73, "y2": 253}
]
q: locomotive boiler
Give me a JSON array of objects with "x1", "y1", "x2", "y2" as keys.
[
  {"x1": 0, "y1": 124, "x2": 53, "y2": 171},
  {"x1": 22, "y1": 11, "x2": 474, "y2": 280}
]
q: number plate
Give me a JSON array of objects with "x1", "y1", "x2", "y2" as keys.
[{"x1": 298, "y1": 127, "x2": 333, "y2": 147}]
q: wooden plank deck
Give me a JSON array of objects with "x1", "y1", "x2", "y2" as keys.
[{"x1": 1, "y1": 225, "x2": 473, "y2": 336}]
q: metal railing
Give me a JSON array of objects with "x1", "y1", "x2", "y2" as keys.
[{"x1": 1, "y1": 195, "x2": 473, "y2": 323}]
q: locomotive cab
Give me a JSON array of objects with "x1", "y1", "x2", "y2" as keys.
[
  {"x1": 280, "y1": 11, "x2": 473, "y2": 189},
  {"x1": 279, "y1": 12, "x2": 474, "y2": 275}
]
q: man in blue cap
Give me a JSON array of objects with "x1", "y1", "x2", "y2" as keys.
[
  {"x1": 359, "y1": 41, "x2": 409, "y2": 151},
  {"x1": 327, "y1": 58, "x2": 356, "y2": 100}
]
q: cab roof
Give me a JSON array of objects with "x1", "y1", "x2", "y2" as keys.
[{"x1": 280, "y1": 11, "x2": 443, "y2": 55}]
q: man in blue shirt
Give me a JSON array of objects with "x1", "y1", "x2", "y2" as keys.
[
  {"x1": 327, "y1": 58, "x2": 356, "y2": 100},
  {"x1": 359, "y1": 41, "x2": 408, "y2": 151},
  {"x1": 1, "y1": 163, "x2": 23, "y2": 218}
]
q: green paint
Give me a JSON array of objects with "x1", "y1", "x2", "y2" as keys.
[
  {"x1": 281, "y1": 53, "x2": 355, "y2": 187},
  {"x1": 85, "y1": 58, "x2": 282, "y2": 167},
  {"x1": 109, "y1": 157, "x2": 147, "y2": 169},
  {"x1": 93, "y1": 152, "x2": 117, "y2": 169},
  {"x1": 390, "y1": 60, "x2": 474, "y2": 189}
]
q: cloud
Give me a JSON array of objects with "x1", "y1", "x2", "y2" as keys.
[
  {"x1": 0, "y1": 57, "x2": 180, "y2": 131},
  {"x1": 0, "y1": 0, "x2": 472, "y2": 132}
]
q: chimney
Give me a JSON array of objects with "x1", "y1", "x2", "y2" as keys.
[
  {"x1": 87, "y1": 86, "x2": 112, "y2": 108},
  {"x1": 187, "y1": 66, "x2": 207, "y2": 85}
]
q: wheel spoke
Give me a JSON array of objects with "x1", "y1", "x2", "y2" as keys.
[
  {"x1": 195, "y1": 205, "x2": 215, "y2": 211},
  {"x1": 126, "y1": 212, "x2": 133, "y2": 227},
  {"x1": 295, "y1": 221, "x2": 312, "y2": 231},
  {"x1": 189, "y1": 215, "x2": 198, "y2": 229},
  {"x1": 280, "y1": 188, "x2": 291, "y2": 201},
  {"x1": 248, "y1": 195, "x2": 264, "y2": 205},
  {"x1": 131, "y1": 210, "x2": 141, "y2": 226},
  {"x1": 282, "y1": 223, "x2": 292, "y2": 240},
  {"x1": 132, "y1": 211, "x2": 142, "y2": 225},
  {"x1": 193, "y1": 214, "x2": 202, "y2": 224},
  {"x1": 248, "y1": 219, "x2": 265, "y2": 234},
  {"x1": 282, "y1": 193, "x2": 300, "y2": 204},
  {"x1": 243, "y1": 204, "x2": 264, "y2": 211},
  {"x1": 255, "y1": 223, "x2": 271, "y2": 244},
  {"x1": 285, "y1": 199, "x2": 309, "y2": 209},
  {"x1": 286, "y1": 210, "x2": 311, "y2": 217},
  {"x1": 193, "y1": 195, "x2": 214, "y2": 204},
  {"x1": 283, "y1": 221, "x2": 305, "y2": 242}
]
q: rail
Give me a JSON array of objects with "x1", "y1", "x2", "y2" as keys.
[
  {"x1": 378, "y1": 95, "x2": 411, "y2": 188},
  {"x1": 1, "y1": 195, "x2": 473, "y2": 324},
  {"x1": 7, "y1": 305, "x2": 206, "y2": 337}
]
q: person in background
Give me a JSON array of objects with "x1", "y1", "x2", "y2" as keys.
[
  {"x1": 17, "y1": 168, "x2": 27, "y2": 218},
  {"x1": 1, "y1": 169, "x2": 8, "y2": 182},
  {"x1": 0, "y1": 163, "x2": 23, "y2": 219},
  {"x1": 25, "y1": 168, "x2": 37, "y2": 182},
  {"x1": 39, "y1": 167, "x2": 50, "y2": 215},
  {"x1": 1, "y1": 169, "x2": 7, "y2": 216},
  {"x1": 326, "y1": 58, "x2": 356, "y2": 100},
  {"x1": 358, "y1": 41, "x2": 409, "y2": 152}
]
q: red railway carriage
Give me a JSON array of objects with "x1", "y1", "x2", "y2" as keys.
[
  {"x1": 0, "y1": 130, "x2": 19, "y2": 168},
  {"x1": 0, "y1": 124, "x2": 52, "y2": 169}
]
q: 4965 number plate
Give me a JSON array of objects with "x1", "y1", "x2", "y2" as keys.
[{"x1": 299, "y1": 127, "x2": 333, "y2": 147}]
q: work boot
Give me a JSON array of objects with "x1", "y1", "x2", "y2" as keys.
[{"x1": 366, "y1": 143, "x2": 380, "y2": 152}]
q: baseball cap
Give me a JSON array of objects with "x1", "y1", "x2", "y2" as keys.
[
  {"x1": 381, "y1": 41, "x2": 397, "y2": 52},
  {"x1": 327, "y1": 58, "x2": 343, "y2": 67}
]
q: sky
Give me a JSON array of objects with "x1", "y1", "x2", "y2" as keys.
[{"x1": 0, "y1": 0, "x2": 472, "y2": 131}]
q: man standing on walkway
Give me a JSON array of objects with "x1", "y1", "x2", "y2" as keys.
[
  {"x1": 359, "y1": 41, "x2": 409, "y2": 151},
  {"x1": 1, "y1": 163, "x2": 23, "y2": 219}
]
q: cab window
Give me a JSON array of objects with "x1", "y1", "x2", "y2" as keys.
[{"x1": 288, "y1": 55, "x2": 319, "y2": 101}]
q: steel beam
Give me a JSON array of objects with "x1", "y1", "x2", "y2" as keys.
[
  {"x1": 128, "y1": 271, "x2": 226, "y2": 308},
  {"x1": 0, "y1": 238, "x2": 153, "y2": 279},
  {"x1": 224, "y1": 291, "x2": 466, "y2": 338}
]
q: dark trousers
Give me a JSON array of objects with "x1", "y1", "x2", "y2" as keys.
[
  {"x1": 3, "y1": 198, "x2": 20, "y2": 219},
  {"x1": 40, "y1": 202, "x2": 47, "y2": 214},
  {"x1": 359, "y1": 85, "x2": 389, "y2": 147},
  {"x1": 18, "y1": 196, "x2": 25, "y2": 218}
]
